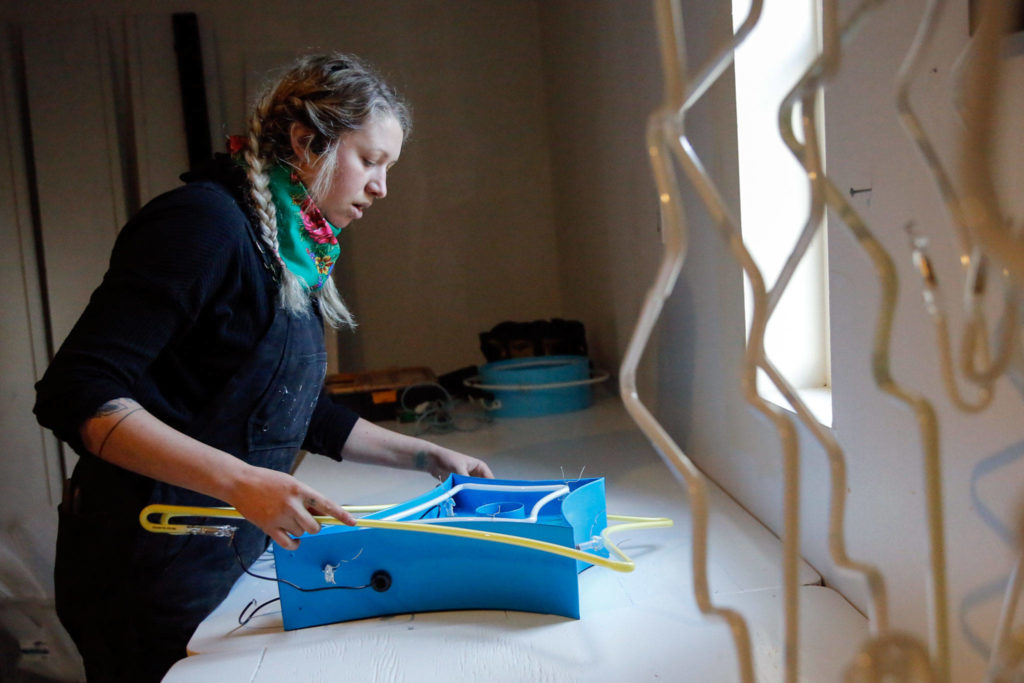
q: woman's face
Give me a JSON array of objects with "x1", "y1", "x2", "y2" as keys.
[{"x1": 292, "y1": 113, "x2": 404, "y2": 228}]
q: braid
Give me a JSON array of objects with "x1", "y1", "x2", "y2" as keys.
[
  {"x1": 244, "y1": 95, "x2": 313, "y2": 319},
  {"x1": 315, "y1": 277, "x2": 356, "y2": 329}
]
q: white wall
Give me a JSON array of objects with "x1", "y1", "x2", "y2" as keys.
[
  {"x1": 197, "y1": 0, "x2": 566, "y2": 374},
  {"x1": 536, "y1": 1, "x2": 665, "y2": 390},
  {"x1": 825, "y1": 3, "x2": 1024, "y2": 679},
  {"x1": 2, "y1": 0, "x2": 565, "y2": 376},
  {"x1": 0, "y1": 24, "x2": 83, "y2": 679},
  {"x1": 538, "y1": 0, "x2": 750, "y2": 473}
]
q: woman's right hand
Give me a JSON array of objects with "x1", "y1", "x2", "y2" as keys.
[
  {"x1": 79, "y1": 399, "x2": 354, "y2": 550},
  {"x1": 228, "y1": 465, "x2": 356, "y2": 550}
]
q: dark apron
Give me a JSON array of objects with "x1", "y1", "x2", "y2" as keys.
[{"x1": 55, "y1": 303, "x2": 326, "y2": 682}]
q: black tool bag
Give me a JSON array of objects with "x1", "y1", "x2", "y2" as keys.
[{"x1": 478, "y1": 319, "x2": 588, "y2": 362}]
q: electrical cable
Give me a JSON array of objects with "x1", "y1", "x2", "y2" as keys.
[
  {"x1": 229, "y1": 534, "x2": 372, "y2": 626},
  {"x1": 230, "y1": 536, "x2": 372, "y2": 594},
  {"x1": 398, "y1": 382, "x2": 492, "y2": 435},
  {"x1": 238, "y1": 596, "x2": 280, "y2": 626}
]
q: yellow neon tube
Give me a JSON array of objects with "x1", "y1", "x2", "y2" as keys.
[{"x1": 139, "y1": 504, "x2": 673, "y2": 574}]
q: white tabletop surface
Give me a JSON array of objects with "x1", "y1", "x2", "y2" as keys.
[{"x1": 166, "y1": 391, "x2": 866, "y2": 682}]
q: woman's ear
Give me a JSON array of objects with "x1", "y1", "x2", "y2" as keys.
[{"x1": 289, "y1": 122, "x2": 316, "y2": 168}]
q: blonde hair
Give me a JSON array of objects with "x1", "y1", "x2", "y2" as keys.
[{"x1": 242, "y1": 53, "x2": 411, "y2": 328}]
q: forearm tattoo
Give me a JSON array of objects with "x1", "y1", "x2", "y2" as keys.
[
  {"x1": 413, "y1": 450, "x2": 429, "y2": 471},
  {"x1": 95, "y1": 398, "x2": 140, "y2": 417},
  {"x1": 93, "y1": 398, "x2": 143, "y2": 458}
]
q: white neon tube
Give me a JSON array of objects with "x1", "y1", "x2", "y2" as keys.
[
  {"x1": 379, "y1": 482, "x2": 570, "y2": 524},
  {"x1": 986, "y1": 551, "x2": 1024, "y2": 682}
]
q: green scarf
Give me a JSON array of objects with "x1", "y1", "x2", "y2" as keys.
[{"x1": 267, "y1": 164, "x2": 341, "y2": 290}]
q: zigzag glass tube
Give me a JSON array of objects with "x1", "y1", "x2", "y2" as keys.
[
  {"x1": 618, "y1": 2, "x2": 764, "y2": 681},
  {"x1": 772, "y1": 0, "x2": 893, "y2": 639},
  {"x1": 896, "y1": 0, "x2": 1017, "y2": 411}
]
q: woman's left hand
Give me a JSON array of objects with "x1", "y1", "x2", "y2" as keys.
[
  {"x1": 414, "y1": 445, "x2": 494, "y2": 481},
  {"x1": 341, "y1": 418, "x2": 495, "y2": 480}
]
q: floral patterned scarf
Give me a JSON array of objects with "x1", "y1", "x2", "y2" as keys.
[{"x1": 266, "y1": 163, "x2": 341, "y2": 290}]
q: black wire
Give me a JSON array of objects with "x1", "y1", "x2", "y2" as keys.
[
  {"x1": 231, "y1": 535, "x2": 371, "y2": 625},
  {"x1": 399, "y1": 382, "x2": 492, "y2": 435},
  {"x1": 238, "y1": 596, "x2": 280, "y2": 626},
  {"x1": 416, "y1": 505, "x2": 440, "y2": 520}
]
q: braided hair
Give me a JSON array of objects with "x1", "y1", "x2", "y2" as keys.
[{"x1": 242, "y1": 53, "x2": 411, "y2": 328}]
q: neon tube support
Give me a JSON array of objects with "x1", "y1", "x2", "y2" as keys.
[{"x1": 139, "y1": 503, "x2": 672, "y2": 574}]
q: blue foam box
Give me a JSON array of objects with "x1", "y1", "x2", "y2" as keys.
[{"x1": 273, "y1": 474, "x2": 609, "y2": 630}]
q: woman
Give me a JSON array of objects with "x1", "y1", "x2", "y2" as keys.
[{"x1": 34, "y1": 53, "x2": 491, "y2": 682}]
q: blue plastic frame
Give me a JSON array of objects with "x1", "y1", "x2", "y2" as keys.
[{"x1": 273, "y1": 474, "x2": 609, "y2": 630}]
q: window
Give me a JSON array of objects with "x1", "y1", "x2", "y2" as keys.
[{"x1": 732, "y1": 0, "x2": 832, "y2": 424}]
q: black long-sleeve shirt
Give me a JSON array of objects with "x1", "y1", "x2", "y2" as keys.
[{"x1": 34, "y1": 159, "x2": 358, "y2": 461}]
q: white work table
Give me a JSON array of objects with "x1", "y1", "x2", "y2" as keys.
[{"x1": 164, "y1": 392, "x2": 866, "y2": 682}]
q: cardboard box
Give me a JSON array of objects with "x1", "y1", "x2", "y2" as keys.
[{"x1": 325, "y1": 367, "x2": 437, "y2": 421}]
